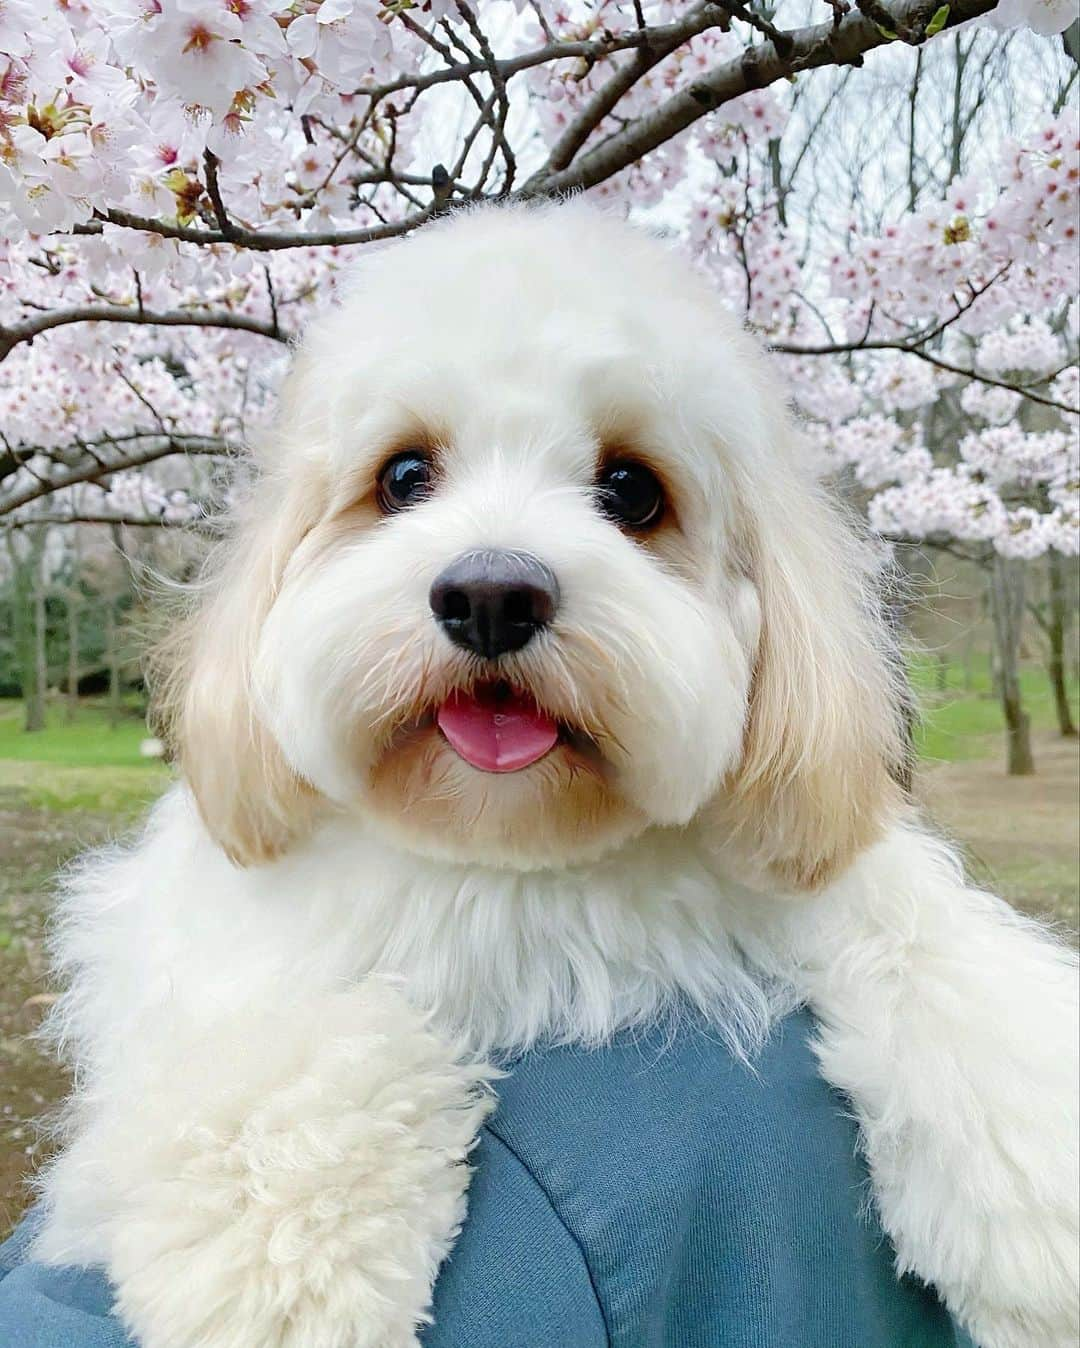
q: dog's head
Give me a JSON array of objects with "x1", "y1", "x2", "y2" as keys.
[{"x1": 159, "y1": 203, "x2": 905, "y2": 887}]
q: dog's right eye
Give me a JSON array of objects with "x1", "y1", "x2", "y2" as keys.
[
  {"x1": 595, "y1": 459, "x2": 665, "y2": 530},
  {"x1": 377, "y1": 452, "x2": 434, "y2": 512}
]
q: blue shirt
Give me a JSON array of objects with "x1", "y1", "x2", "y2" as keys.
[{"x1": 0, "y1": 1011, "x2": 967, "y2": 1348}]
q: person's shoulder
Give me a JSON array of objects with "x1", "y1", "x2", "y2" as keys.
[
  {"x1": 426, "y1": 1009, "x2": 804, "y2": 1348},
  {"x1": 442, "y1": 1009, "x2": 962, "y2": 1348},
  {"x1": 488, "y1": 1006, "x2": 828, "y2": 1185},
  {"x1": 0, "y1": 1224, "x2": 134, "y2": 1348}
]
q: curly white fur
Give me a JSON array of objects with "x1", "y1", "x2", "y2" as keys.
[{"x1": 32, "y1": 203, "x2": 1079, "y2": 1348}]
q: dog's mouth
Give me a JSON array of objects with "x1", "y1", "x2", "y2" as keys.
[{"x1": 436, "y1": 679, "x2": 559, "y2": 773}]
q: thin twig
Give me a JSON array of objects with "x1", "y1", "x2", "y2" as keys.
[{"x1": 202, "y1": 150, "x2": 239, "y2": 242}]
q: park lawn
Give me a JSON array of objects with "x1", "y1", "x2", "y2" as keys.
[
  {"x1": 0, "y1": 760, "x2": 171, "y2": 815},
  {"x1": 919, "y1": 730, "x2": 1079, "y2": 934},
  {"x1": 908, "y1": 651, "x2": 1079, "y2": 766},
  {"x1": 0, "y1": 699, "x2": 171, "y2": 815},
  {"x1": 0, "y1": 697, "x2": 155, "y2": 767}
]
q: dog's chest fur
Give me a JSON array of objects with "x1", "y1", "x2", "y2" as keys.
[{"x1": 65, "y1": 787, "x2": 791, "y2": 1063}]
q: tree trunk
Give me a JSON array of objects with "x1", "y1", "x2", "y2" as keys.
[
  {"x1": 962, "y1": 624, "x2": 976, "y2": 692},
  {"x1": 1046, "y1": 550, "x2": 1078, "y2": 737},
  {"x1": 986, "y1": 573, "x2": 1002, "y2": 701},
  {"x1": 28, "y1": 558, "x2": 48, "y2": 732},
  {"x1": 5, "y1": 533, "x2": 32, "y2": 731},
  {"x1": 990, "y1": 554, "x2": 1035, "y2": 775},
  {"x1": 10, "y1": 528, "x2": 51, "y2": 735},
  {"x1": 67, "y1": 534, "x2": 81, "y2": 722},
  {"x1": 66, "y1": 590, "x2": 80, "y2": 722},
  {"x1": 106, "y1": 601, "x2": 121, "y2": 729}
]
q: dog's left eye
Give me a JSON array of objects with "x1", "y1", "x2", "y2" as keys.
[
  {"x1": 595, "y1": 460, "x2": 665, "y2": 529},
  {"x1": 377, "y1": 451, "x2": 434, "y2": 512}
]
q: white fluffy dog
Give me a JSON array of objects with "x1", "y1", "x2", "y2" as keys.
[{"x1": 33, "y1": 204, "x2": 1077, "y2": 1348}]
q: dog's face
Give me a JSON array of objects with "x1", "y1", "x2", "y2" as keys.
[
  {"x1": 251, "y1": 264, "x2": 763, "y2": 867},
  {"x1": 168, "y1": 205, "x2": 903, "y2": 885}
]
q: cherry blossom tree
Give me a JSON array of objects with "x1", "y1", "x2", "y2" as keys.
[
  {"x1": 793, "y1": 122, "x2": 1079, "y2": 774},
  {"x1": 0, "y1": 0, "x2": 1077, "y2": 759}
]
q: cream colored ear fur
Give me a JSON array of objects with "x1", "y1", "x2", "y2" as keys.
[
  {"x1": 714, "y1": 414, "x2": 907, "y2": 892},
  {"x1": 152, "y1": 353, "x2": 330, "y2": 866}
]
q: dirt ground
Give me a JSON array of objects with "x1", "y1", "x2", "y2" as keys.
[
  {"x1": 918, "y1": 730, "x2": 1080, "y2": 934},
  {"x1": 0, "y1": 736, "x2": 1077, "y2": 1240},
  {"x1": 0, "y1": 803, "x2": 117, "y2": 1239}
]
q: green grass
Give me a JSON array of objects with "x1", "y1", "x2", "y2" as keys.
[
  {"x1": 909, "y1": 652, "x2": 1079, "y2": 765},
  {"x1": 0, "y1": 698, "x2": 158, "y2": 768},
  {"x1": 0, "y1": 699, "x2": 171, "y2": 815},
  {"x1": 0, "y1": 760, "x2": 171, "y2": 815}
]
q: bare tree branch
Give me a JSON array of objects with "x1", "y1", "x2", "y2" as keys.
[
  {"x1": 0, "y1": 434, "x2": 231, "y2": 517},
  {"x1": 521, "y1": 0, "x2": 998, "y2": 199},
  {"x1": 543, "y1": 1, "x2": 728, "y2": 174},
  {"x1": 3, "y1": 511, "x2": 213, "y2": 531},
  {"x1": 71, "y1": 205, "x2": 437, "y2": 252},
  {"x1": 774, "y1": 265, "x2": 1006, "y2": 355},
  {"x1": 0, "y1": 305, "x2": 292, "y2": 361},
  {"x1": 458, "y1": 3, "x2": 518, "y2": 192},
  {"x1": 351, "y1": 7, "x2": 738, "y2": 100},
  {"x1": 202, "y1": 149, "x2": 240, "y2": 242},
  {"x1": 892, "y1": 348, "x2": 1079, "y2": 414},
  {"x1": 772, "y1": 264, "x2": 1079, "y2": 414}
]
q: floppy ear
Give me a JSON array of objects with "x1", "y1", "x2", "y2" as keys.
[
  {"x1": 152, "y1": 350, "x2": 333, "y2": 866},
  {"x1": 714, "y1": 426, "x2": 908, "y2": 893},
  {"x1": 152, "y1": 470, "x2": 328, "y2": 866}
]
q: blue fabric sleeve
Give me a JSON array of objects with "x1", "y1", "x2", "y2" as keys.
[
  {"x1": 423, "y1": 1125, "x2": 608, "y2": 1348},
  {"x1": 0, "y1": 1256, "x2": 134, "y2": 1348},
  {"x1": 0, "y1": 1208, "x2": 132, "y2": 1348}
]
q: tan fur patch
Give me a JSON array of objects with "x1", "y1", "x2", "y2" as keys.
[
  {"x1": 367, "y1": 724, "x2": 643, "y2": 864},
  {"x1": 150, "y1": 464, "x2": 332, "y2": 866},
  {"x1": 705, "y1": 479, "x2": 907, "y2": 892}
]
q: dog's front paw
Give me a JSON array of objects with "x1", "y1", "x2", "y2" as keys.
[
  {"x1": 65, "y1": 982, "x2": 492, "y2": 1348},
  {"x1": 847, "y1": 1024, "x2": 1079, "y2": 1348},
  {"x1": 955, "y1": 1213, "x2": 1079, "y2": 1348},
  {"x1": 855, "y1": 1012, "x2": 1079, "y2": 1348}
]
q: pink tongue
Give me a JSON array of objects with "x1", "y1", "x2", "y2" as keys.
[{"x1": 437, "y1": 685, "x2": 558, "y2": 773}]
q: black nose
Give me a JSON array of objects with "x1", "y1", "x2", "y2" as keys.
[{"x1": 429, "y1": 550, "x2": 559, "y2": 659}]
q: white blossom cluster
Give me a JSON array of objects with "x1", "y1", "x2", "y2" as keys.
[
  {"x1": 0, "y1": 0, "x2": 500, "y2": 237},
  {"x1": 859, "y1": 414, "x2": 1078, "y2": 558},
  {"x1": 824, "y1": 117, "x2": 1079, "y2": 342},
  {"x1": 766, "y1": 115, "x2": 1079, "y2": 562},
  {"x1": 977, "y1": 318, "x2": 1067, "y2": 379}
]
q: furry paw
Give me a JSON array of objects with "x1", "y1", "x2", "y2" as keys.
[
  {"x1": 887, "y1": 1181, "x2": 1079, "y2": 1348},
  {"x1": 801, "y1": 832, "x2": 1080, "y2": 1348},
  {"x1": 40, "y1": 981, "x2": 493, "y2": 1348}
]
